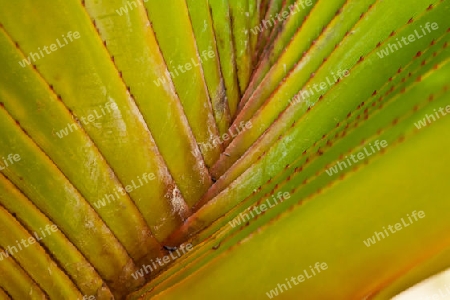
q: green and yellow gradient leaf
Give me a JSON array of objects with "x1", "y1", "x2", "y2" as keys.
[{"x1": 0, "y1": 0, "x2": 449, "y2": 299}]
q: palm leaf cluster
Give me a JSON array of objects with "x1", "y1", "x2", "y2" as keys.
[{"x1": 0, "y1": 0, "x2": 449, "y2": 299}]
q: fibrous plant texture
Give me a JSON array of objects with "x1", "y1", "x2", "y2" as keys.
[{"x1": 0, "y1": 0, "x2": 449, "y2": 299}]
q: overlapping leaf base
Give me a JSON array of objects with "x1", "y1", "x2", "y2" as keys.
[{"x1": 0, "y1": 0, "x2": 449, "y2": 299}]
